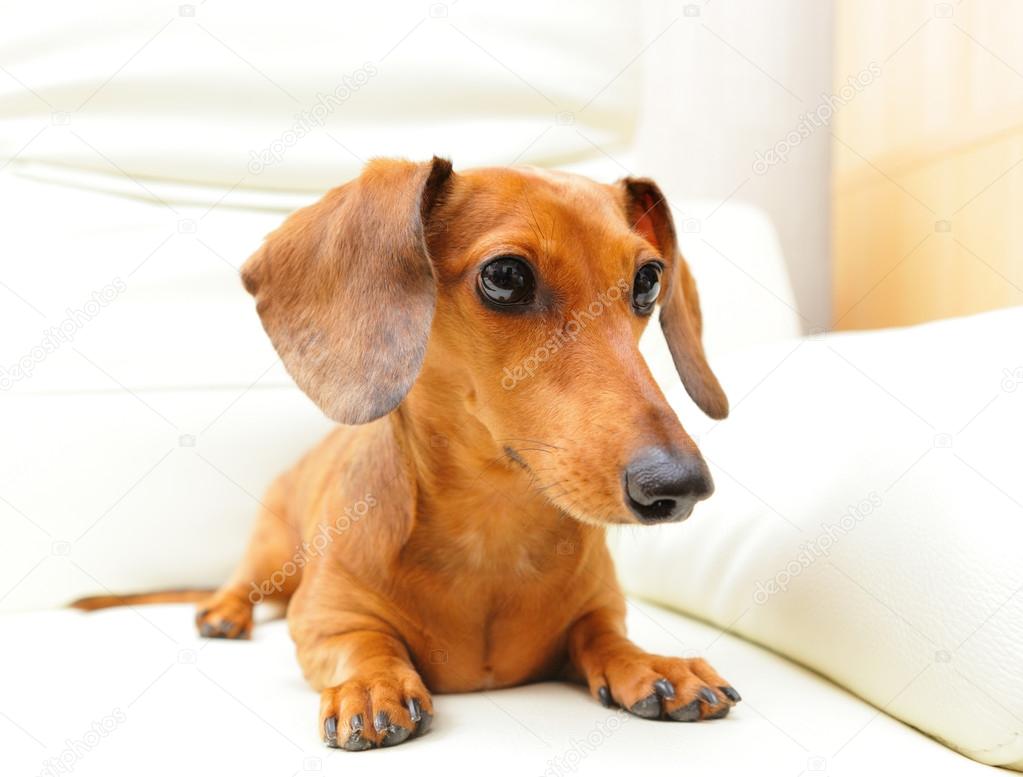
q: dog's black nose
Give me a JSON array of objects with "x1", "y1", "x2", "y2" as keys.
[{"x1": 623, "y1": 447, "x2": 714, "y2": 523}]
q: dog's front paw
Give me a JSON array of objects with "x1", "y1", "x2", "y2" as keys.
[
  {"x1": 320, "y1": 671, "x2": 433, "y2": 750},
  {"x1": 587, "y1": 653, "x2": 740, "y2": 721}
]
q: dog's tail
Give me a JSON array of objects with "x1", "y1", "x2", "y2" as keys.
[{"x1": 71, "y1": 589, "x2": 214, "y2": 611}]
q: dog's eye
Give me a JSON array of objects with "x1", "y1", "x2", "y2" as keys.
[
  {"x1": 633, "y1": 262, "x2": 662, "y2": 313},
  {"x1": 478, "y1": 256, "x2": 535, "y2": 306}
]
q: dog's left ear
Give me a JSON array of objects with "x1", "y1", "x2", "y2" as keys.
[
  {"x1": 620, "y1": 177, "x2": 729, "y2": 420},
  {"x1": 242, "y1": 156, "x2": 453, "y2": 425}
]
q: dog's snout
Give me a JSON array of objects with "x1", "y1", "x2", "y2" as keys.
[{"x1": 623, "y1": 446, "x2": 714, "y2": 523}]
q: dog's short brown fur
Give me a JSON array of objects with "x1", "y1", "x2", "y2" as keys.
[{"x1": 188, "y1": 158, "x2": 735, "y2": 749}]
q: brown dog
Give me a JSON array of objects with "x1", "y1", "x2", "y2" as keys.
[{"x1": 195, "y1": 157, "x2": 736, "y2": 750}]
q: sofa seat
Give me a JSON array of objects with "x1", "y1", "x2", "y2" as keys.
[{"x1": 0, "y1": 602, "x2": 997, "y2": 776}]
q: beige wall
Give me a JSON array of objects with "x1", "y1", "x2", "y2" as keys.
[{"x1": 833, "y1": 0, "x2": 1023, "y2": 330}]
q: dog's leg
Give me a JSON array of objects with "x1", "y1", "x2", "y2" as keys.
[
  {"x1": 293, "y1": 625, "x2": 432, "y2": 751},
  {"x1": 195, "y1": 476, "x2": 299, "y2": 639},
  {"x1": 568, "y1": 607, "x2": 740, "y2": 721}
]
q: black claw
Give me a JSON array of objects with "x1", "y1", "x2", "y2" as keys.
[
  {"x1": 668, "y1": 699, "x2": 702, "y2": 722},
  {"x1": 381, "y1": 724, "x2": 411, "y2": 747},
  {"x1": 219, "y1": 619, "x2": 234, "y2": 632},
  {"x1": 719, "y1": 686, "x2": 742, "y2": 703},
  {"x1": 653, "y1": 678, "x2": 676, "y2": 700},
  {"x1": 597, "y1": 686, "x2": 612, "y2": 708},
  {"x1": 199, "y1": 623, "x2": 216, "y2": 637},
  {"x1": 373, "y1": 710, "x2": 409, "y2": 746},
  {"x1": 342, "y1": 731, "x2": 372, "y2": 751},
  {"x1": 699, "y1": 687, "x2": 720, "y2": 705},
  {"x1": 407, "y1": 698, "x2": 422, "y2": 723},
  {"x1": 338, "y1": 713, "x2": 371, "y2": 750},
  {"x1": 417, "y1": 710, "x2": 433, "y2": 735},
  {"x1": 324, "y1": 716, "x2": 338, "y2": 746},
  {"x1": 630, "y1": 693, "x2": 661, "y2": 719}
]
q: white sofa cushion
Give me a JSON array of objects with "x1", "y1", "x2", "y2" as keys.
[
  {"x1": 611, "y1": 306, "x2": 1023, "y2": 770},
  {"x1": 0, "y1": 601, "x2": 999, "y2": 776}
]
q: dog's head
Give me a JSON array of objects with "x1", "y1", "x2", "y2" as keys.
[{"x1": 242, "y1": 157, "x2": 727, "y2": 525}]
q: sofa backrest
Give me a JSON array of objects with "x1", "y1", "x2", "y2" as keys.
[{"x1": 1, "y1": 0, "x2": 644, "y2": 207}]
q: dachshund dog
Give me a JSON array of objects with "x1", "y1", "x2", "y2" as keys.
[{"x1": 195, "y1": 157, "x2": 737, "y2": 750}]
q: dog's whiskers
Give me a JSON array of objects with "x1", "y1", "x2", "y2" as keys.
[
  {"x1": 545, "y1": 485, "x2": 578, "y2": 503},
  {"x1": 534, "y1": 480, "x2": 566, "y2": 494},
  {"x1": 497, "y1": 437, "x2": 564, "y2": 451}
]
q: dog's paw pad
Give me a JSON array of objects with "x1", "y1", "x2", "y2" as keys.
[
  {"x1": 629, "y1": 693, "x2": 661, "y2": 719},
  {"x1": 667, "y1": 699, "x2": 701, "y2": 721}
]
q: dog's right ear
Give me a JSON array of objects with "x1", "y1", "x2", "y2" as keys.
[
  {"x1": 241, "y1": 156, "x2": 453, "y2": 425},
  {"x1": 620, "y1": 177, "x2": 729, "y2": 420}
]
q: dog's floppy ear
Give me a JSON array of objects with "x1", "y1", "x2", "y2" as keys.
[
  {"x1": 621, "y1": 177, "x2": 729, "y2": 420},
  {"x1": 242, "y1": 156, "x2": 453, "y2": 424}
]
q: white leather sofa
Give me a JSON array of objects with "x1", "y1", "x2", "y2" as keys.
[{"x1": 2, "y1": 2, "x2": 1020, "y2": 775}]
